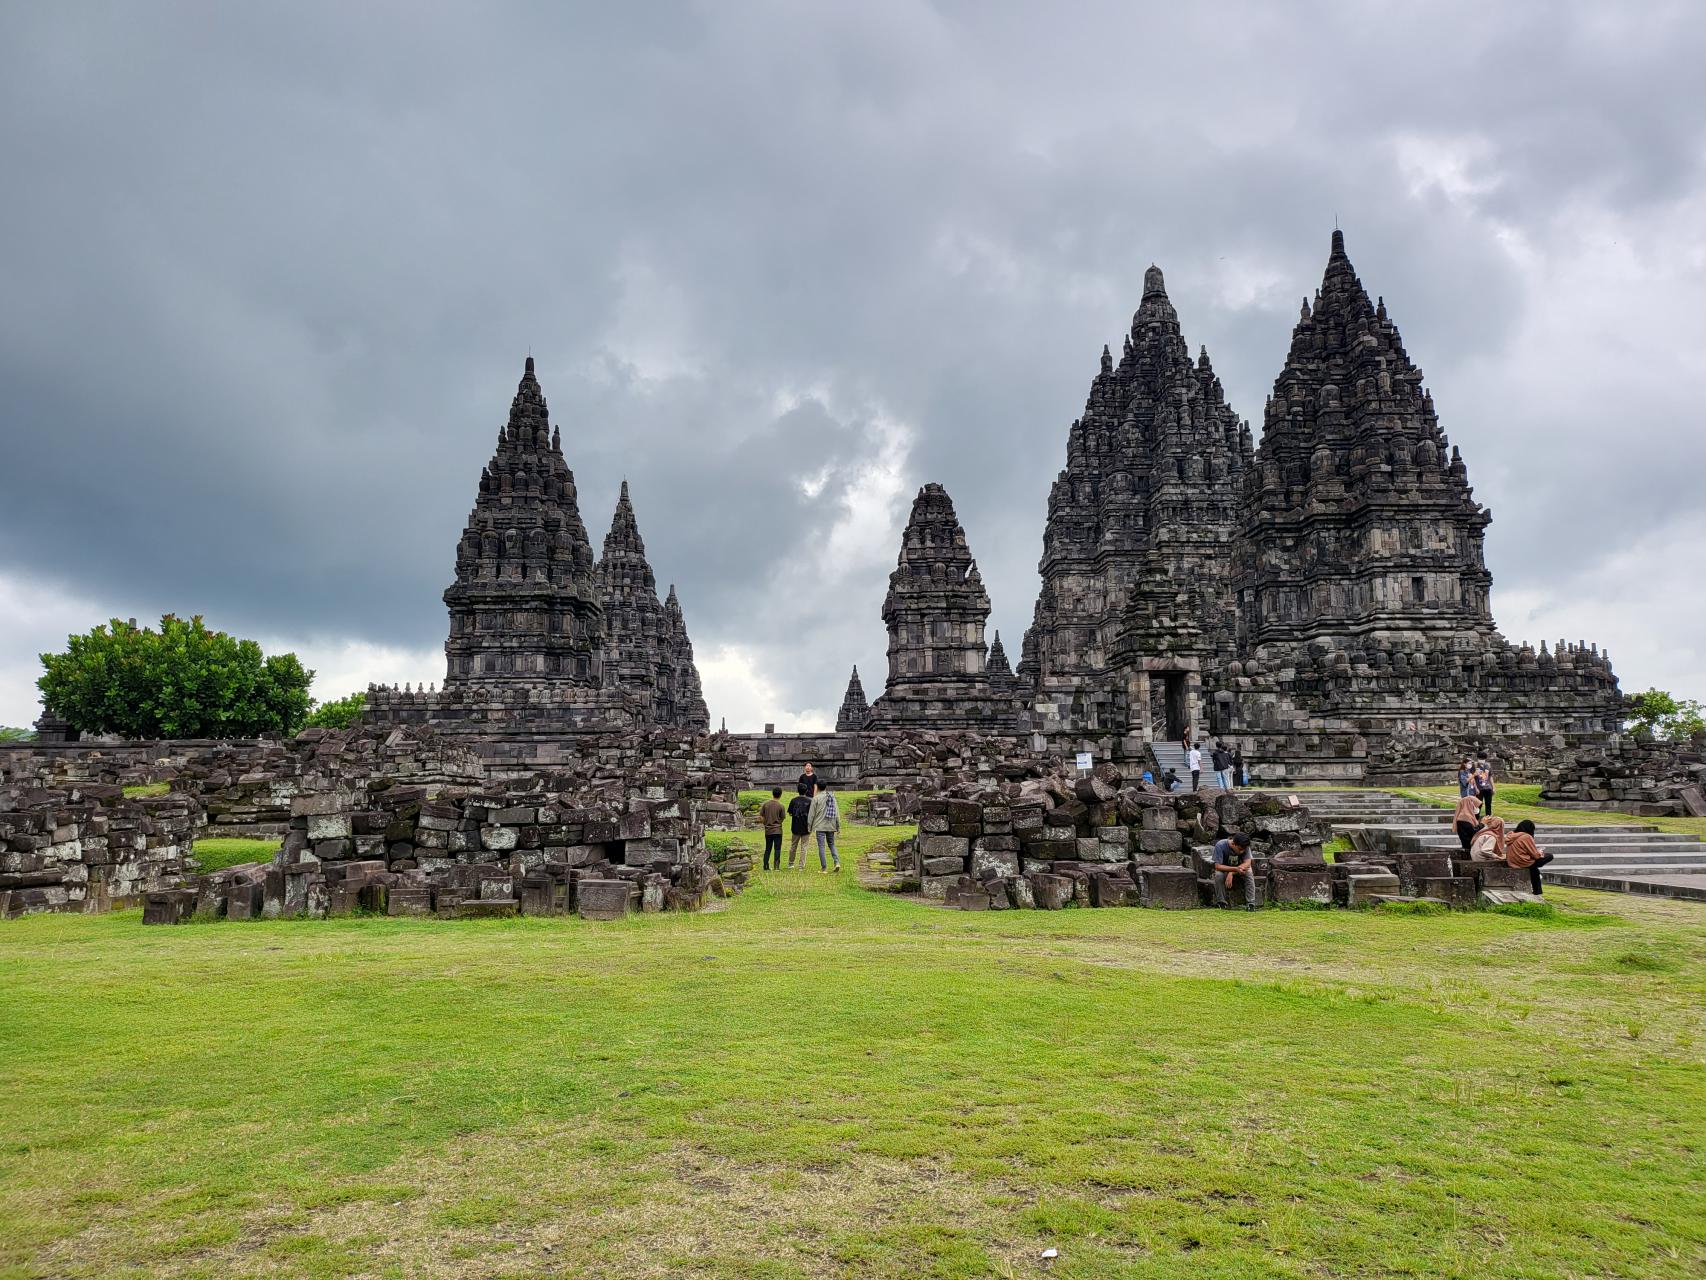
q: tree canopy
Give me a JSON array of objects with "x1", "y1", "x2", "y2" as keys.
[
  {"x1": 37, "y1": 615, "x2": 313, "y2": 740},
  {"x1": 302, "y1": 690, "x2": 366, "y2": 731},
  {"x1": 1624, "y1": 688, "x2": 1706, "y2": 742}
]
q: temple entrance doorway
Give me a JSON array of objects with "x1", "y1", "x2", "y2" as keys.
[{"x1": 1148, "y1": 672, "x2": 1189, "y2": 740}]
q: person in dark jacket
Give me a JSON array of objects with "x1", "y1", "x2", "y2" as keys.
[
  {"x1": 796, "y1": 762, "x2": 818, "y2": 796},
  {"x1": 786, "y1": 791, "x2": 813, "y2": 869},
  {"x1": 1233, "y1": 745, "x2": 1247, "y2": 787},
  {"x1": 759, "y1": 787, "x2": 786, "y2": 871}
]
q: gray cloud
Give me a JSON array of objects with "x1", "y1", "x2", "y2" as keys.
[{"x1": 3, "y1": 0, "x2": 1704, "y2": 727}]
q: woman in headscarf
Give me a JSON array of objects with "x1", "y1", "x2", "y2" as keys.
[
  {"x1": 1453, "y1": 790, "x2": 1483, "y2": 853},
  {"x1": 1504, "y1": 819, "x2": 1554, "y2": 895},
  {"x1": 1468, "y1": 815, "x2": 1507, "y2": 862}
]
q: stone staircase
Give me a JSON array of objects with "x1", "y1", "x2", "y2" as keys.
[
  {"x1": 1145, "y1": 742, "x2": 1226, "y2": 794},
  {"x1": 1301, "y1": 790, "x2": 1706, "y2": 902}
]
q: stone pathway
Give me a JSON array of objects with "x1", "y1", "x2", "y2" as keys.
[{"x1": 1302, "y1": 790, "x2": 1706, "y2": 903}]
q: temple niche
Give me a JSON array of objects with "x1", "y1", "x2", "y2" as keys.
[
  {"x1": 865, "y1": 484, "x2": 1021, "y2": 731},
  {"x1": 365, "y1": 357, "x2": 708, "y2": 744}
]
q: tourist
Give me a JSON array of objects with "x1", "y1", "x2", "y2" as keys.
[
  {"x1": 759, "y1": 787, "x2": 786, "y2": 872},
  {"x1": 808, "y1": 781, "x2": 842, "y2": 872},
  {"x1": 1141, "y1": 769, "x2": 1155, "y2": 786},
  {"x1": 797, "y1": 761, "x2": 818, "y2": 796},
  {"x1": 786, "y1": 789, "x2": 813, "y2": 869},
  {"x1": 1210, "y1": 831, "x2": 1258, "y2": 910},
  {"x1": 1188, "y1": 740, "x2": 1202, "y2": 792},
  {"x1": 1476, "y1": 758, "x2": 1496, "y2": 815},
  {"x1": 1505, "y1": 819, "x2": 1554, "y2": 894},
  {"x1": 1234, "y1": 744, "x2": 1246, "y2": 787},
  {"x1": 1457, "y1": 759, "x2": 1473, "y2": 798},
  {"x1": 1212, "y1": 741, "x2": 1234, "y2": 790},
  {"x1": 1160, "y1": 767, "x2": 1180, "y2": 793},
  {"x1": 1453, "y1": 790, "x2": 1483, "y2": 853},
  {"x1": 1469, "y1": 815, "x2": 1508, "y2": 862}
]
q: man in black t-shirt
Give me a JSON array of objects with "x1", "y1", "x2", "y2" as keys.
[{"x1": 1211, "y1": 832, "x2": 1257, "y2": 909}]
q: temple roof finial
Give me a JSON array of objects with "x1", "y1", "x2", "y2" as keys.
[{"x1": 1331, "y1": 227, "x2": 1346, "y2": 258}]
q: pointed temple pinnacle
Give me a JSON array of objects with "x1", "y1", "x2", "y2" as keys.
[
  {"x1": 1142, "y1": 264, "x2": 1166, "y2": 297},
  {"x1": 524, "y1": 355, "x2": 535, "y2": 375},
  {"x1": 1330, "y1": 227, "x2": 1346, "y2": 258}
]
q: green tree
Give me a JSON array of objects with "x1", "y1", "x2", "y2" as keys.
[
  {"x1": 37, "y1": 615, "x2": 314, "y2": 739},
  {"x1": 0, "y1": 726, "x2": 36, "y2": 743},
  {"x1": 302, "y1": 690, "x2": 366, "y2": 731},
  {"x1": 1625, "y1": 688, "x2": 1706, "y2": 741}
]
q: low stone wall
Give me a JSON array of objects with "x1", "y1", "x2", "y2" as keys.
[
  {"x1": 1, "y1": 781, "x2": 204, "y2": 916},
  {"x1": 893, "y1": 770, "x2": 1512, "y2": 910},
  {"x1": 1540, "y1": 736, "x2": 1706, "y2": 817},
  {"x1": 145, "y1": 770, "x2": 733, "y2": 925}
]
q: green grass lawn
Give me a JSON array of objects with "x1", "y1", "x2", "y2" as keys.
[
  {"x1": 191, "y1": 837, "x2": 283, "y2": 873},
  {"x1": 121, "y1": 782, "x2": 171, "y2": 799},
  {"x1": 1, "y1": 826, "x2": 1702, "y2": 1279}
]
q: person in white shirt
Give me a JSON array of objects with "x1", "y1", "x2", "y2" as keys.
[{"x1": 1188, "y1": 742, "x2": 1202, "y2": 792}]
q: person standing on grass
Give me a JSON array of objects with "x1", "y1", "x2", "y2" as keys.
[
  {"x1": 1458, "y1": 759, "x2": 1473, "y2": 798},
  {"x1": 797, "y1": 761, "x2": 818, "y2": 796},
  {"x1": 1476, "y1": 758, "x2": 1496, "y2": 815},
  {"x1": 759, "y1": 787, "x2": 786, "y2": 872},
  {"x1": 808, "y1": 780, "x2": 842, "y2": 872},
  {"x1": 1453, "y1": 790, "x2": 1483, "y2": 853},
  {"x1": 786, "y1": 789, "x2": 813, "y2": 869},
  {"x1": 1505, "y1": 819, "x2": 1554, "y2": 894},
  {"x1": 1188, "y1": 740, "x2": 1203, "y2": 792},
  {"x1": 1210, "y1": 831, "x2": 1258, "y2": 910}
]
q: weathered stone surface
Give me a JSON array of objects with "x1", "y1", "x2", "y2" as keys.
[
  {"x1": 1139, "y1": 866, "x2": 1198, "y2": 909},
  {"x1": 575, "y1": 878, "x2": 633, "y2": 921}
]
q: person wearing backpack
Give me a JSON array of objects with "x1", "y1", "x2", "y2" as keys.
[
  {"x1": 1476, "y1": 758, "x2": 1496, "y2": 815},
  {"x1": 786, "y1": 790, "x2": 813, "y2": 869},
  {"x1": 808, "y1": 781, "x2": 842, "y2": 872}
]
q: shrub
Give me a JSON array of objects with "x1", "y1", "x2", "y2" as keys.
[
  {"x1": 303, "y1": 691, "x2": 366, "y2": 731},
  {"x1": 37, "y1": 615, "x2": 313, "y2": 739}
]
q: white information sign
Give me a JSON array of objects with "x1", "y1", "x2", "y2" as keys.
[{"x1": 1075, "y1": 751, "x2": 1093, "y2": 771}]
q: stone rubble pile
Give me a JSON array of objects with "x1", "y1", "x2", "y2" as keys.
[
  {"x1": 144, "y1": 768, "x2": 734, "y2": 926},
  {"x1": 1540, "y1": 736, "x2": 1706, "y2": 817},
  {"x1": 893, "y1": 766, "x2": 1515, "y2": 910},
  {"x1": 1, "y1": 781, "x2": 203, "y2": 917}
]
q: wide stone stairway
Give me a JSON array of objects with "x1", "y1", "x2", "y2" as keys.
[
  {"x1": 1303, "y1": 790, "x2": 1706, "y2": 902},
  {"x1": 1145, "y1": 742, "x2": 1226, "y2": 793}
]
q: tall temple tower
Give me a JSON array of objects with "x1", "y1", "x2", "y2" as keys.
[
  {"x1": 661, "y1": 585, "x2": 711, "y2": 730},
  {"x1": 1018, "y1": 266, "x2": 1251, "y2": 745},
  {"x1": 834, "y1": 665, "x2": 870, "y2": 732},
  {"x1": 1221, "y1": 230, "x2": 1620, "y2": 775},
  {"x1": 866, "y1": 483, "x2": 1013, "y2": 730},
  {"x1": 442, "y1": 357, "x2": 605, "y2": 689}
]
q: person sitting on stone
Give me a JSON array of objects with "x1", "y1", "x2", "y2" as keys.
[
  {"x1": 1468, "y1": 815, "x2": 1507, "y2": 862},
  {"x1": 808, "y1": 780, "x2": 842, "y2": 872},
  {"x1": 1453, "y1": 790, "x2": 1483, "y2": 853},
  {"x1": 759, "y1": 786, "x2": 786, "y2": 872},
  {"x1": 786, "y1": 789, "x2": 813, "y2": 869},
  {"x1": 1505, "y1": 819, "x2": 1554, "y2": 894},
  {"x1": 1210, "y1": 831, "x2": 1258, "y2": 910},
  {"x1": 797, "y1": 761, "x2": 818, "y2": 796}
]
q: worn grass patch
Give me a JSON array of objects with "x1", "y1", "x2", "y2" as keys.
[
  {"x1": 121, "y1": 782, "x2": 171, "y2": 798},
  {"x1": 1, "y1": 829, "x2": 1702, "y2": 1279}
]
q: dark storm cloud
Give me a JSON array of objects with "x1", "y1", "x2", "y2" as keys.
[{"x1": 2, "y1": 0, "x2": 1704, "y2": 724}]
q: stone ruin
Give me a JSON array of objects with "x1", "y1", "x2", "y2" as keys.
[
  {"x1": 361, "y1": 358, "x2": 709, "y2": 757},
  {"x1": 891, "y1": 762, "x2": 1534, "y2": 912},
  {"x1": 1, "y1": 780, "x2": 202, "y2": 917},
  {"x1": 834, "y1": 665, "x2": 870, "y2": 733},
  {"x1": 0, "y1": 723, "x2": 751, "y2": 922},
  {"x1": 1540, "y1": 735, "x2": 1706, "y2": 817},
  {"x1": 839, "y1": 231, "x2": 1621, "y2": 784}
]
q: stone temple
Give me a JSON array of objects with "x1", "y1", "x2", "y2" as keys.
[
  {"x1": 365, "y1": 358, "x2": 708, "y2": 753},
  {"x1": 852, "y1": 231, "x2": 1621, "y2": 782}
]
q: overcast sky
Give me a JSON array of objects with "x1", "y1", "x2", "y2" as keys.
[{"x1": 2, "y1": 1, "x2": 1703, "y2": 731}]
